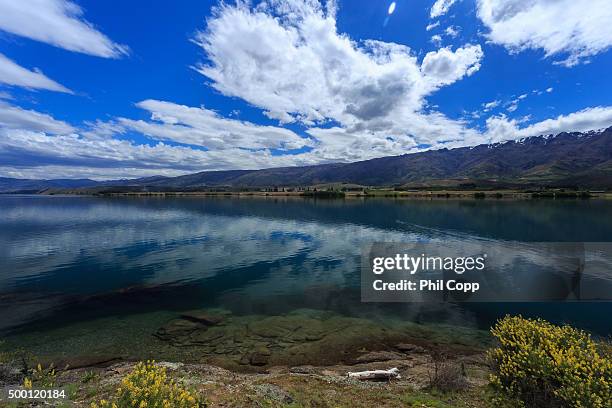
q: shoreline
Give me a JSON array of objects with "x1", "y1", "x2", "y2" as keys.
[
  {"x1": 36, "y1": 189, "x2": 612, "y2": 200},
  {"x1": 0, "y1": 356, "x2": 491, "y2": 407}
]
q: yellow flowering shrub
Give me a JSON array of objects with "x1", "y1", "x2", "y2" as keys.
[
  {"x1": 488, "y1": 316, "x2": 611, "y2": 408},
  {"x1": 23, "y1": 363, "x2": 56, "y2": 389},
  {"x1": 92, "y1": 361, "x2": 203, "y2": 408}
]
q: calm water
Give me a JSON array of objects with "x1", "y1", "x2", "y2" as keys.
[{"x1": 1, "y1": 195, "x2": 611, "y2": 361}]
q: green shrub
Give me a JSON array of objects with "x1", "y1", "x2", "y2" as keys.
[{"x1": 488, "y1": 316, "x2": 611, "y2": 407}]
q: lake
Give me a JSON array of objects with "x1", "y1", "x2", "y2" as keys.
[{"x1": 1, "y1": 195, "x2": 611, "y2": 366}]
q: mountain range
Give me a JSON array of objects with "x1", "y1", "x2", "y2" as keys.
[{"x1": 1, "y1": 127, "x2": 611, "y2": 193}]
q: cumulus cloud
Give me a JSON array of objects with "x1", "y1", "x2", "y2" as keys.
[
  {"x1": 0, "y1": 0, "x2": 128, "y2": 58},
  {"x1": 421, "y1": 45, "x2": 483, "y2": 87},
  {"x1": 0, "y1": 53, "x2": 71, "y2": 93},
  {"x1": 195, "y1": 0, "x2": 421, "y2": 127},
  {"x1": 476, "y1": 0, "x2": 612, "y2": 66},
  {"x1": 486, "y1": 107, "x2": 612, "y2": 142},
  {"x1": 430, "y1": 0, "x2": 458, "y2": 18},
  {"x1": 194, "y1": 0, "x2": 483, "y2": 151}
]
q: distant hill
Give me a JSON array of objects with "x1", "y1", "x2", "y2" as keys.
[
  {"x1": 120, "y1": 127, "x2": 612, "y2": 190},
  {"x1": 2, "y1": 127, "x2": 611, "y2": 193},
  {"x1": 0, "y1": 177, "x2": 99, "y2": 193}
]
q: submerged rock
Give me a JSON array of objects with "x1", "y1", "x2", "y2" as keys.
[
  {"x1": 247, "y1": 315, "x2": 326, "y2": 342},
  {"x1": 188, "y1": 328, "x2": 226, "y2": 345},
  {"x1": 147, "y1": 309, "x2": 484, "y2": 371},
  {"x1": 395, "y1": 343, "x2": 426, "y2": 354},
  {"x1": 180, "y1": 311, "x2": 225, "y2": 326},
  {"x1": 154, "y1": 318, "x2": 202, "y2": 341}
]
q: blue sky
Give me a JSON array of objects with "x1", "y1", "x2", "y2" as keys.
[{"x1": 0, "y1": 0, "x2": 611, "y2": 179}]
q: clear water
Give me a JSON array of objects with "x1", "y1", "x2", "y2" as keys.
[{"x1": 1, "y1": 195, "x2": 611, "y2": 362}]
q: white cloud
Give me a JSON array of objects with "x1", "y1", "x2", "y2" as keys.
[
  {"x1": 486, "y1": 107, "x2": 612, "y2": 142},
  {"x1": 117, "y1": 99, "x2": 311, "y2": 151},
  {"x1": 0, "y1": 53, "x2": 71, "y2": 93},
  {"x1": 430, "y1": 0, "x2": 458, "y2": 19},
  {"x1": 0, "y1": 125, "x2": 308, "y2": 180},
  {"x1": 444, "y1": 26, "x2": 460, "y2": 38},
  {"x1": 0, "y1": 100, "x2": 313, "y2": 179},
  {"x1": 477, "y1": 0, "x2": 612, "y2": 66},
  {"x1": 426, "y1": 21, "x2": 440, "y2": 31},
  {"x1": 430, "y1": 34, "x2": 443, "y2": 47},
  {"x1": 421, "y1": 45, "x2": 483, "y2": 87},
  {"x1": 0, "y1": 0, "x2": 128, "y2": 58},
  {"x1": 195, "y1": 0, "x2": 422, "y2": 127},
  {"x1": 546, "y1": 87, "x2": 554, "y2": 93},
  {"x1": 483, "y1": 100, "x2": 500, "y2": 111},
  {"x1": 0, "y1": 101, "x2": 74, "y2": 134},
  {"x1": 195, "y1": 0, "x2": 483, "y2": 151}
]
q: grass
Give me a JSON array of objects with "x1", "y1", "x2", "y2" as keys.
[{"x1": 198, "y1": 374, "x2": 489, "y2": 407}]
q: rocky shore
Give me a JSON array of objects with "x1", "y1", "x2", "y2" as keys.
[
  {"x1": 0, "y1": 349, "x2": 489, "y2": 407},
  {"x1": 1, "y1": 309, "x2": 492, "y2": 406}
]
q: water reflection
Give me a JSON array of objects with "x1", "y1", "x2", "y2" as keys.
[{"x1": 1, "y1": 195, "x2": 611, "y2": 335}]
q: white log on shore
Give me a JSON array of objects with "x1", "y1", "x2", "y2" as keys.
[{"x1": 347, "y1": 367, "x2": 401, "y2": 380}]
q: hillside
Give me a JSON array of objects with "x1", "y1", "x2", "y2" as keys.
[
  {"x1": 1, "y1": 127, "x2": 611, "y2": 193},
  {"x1": 120, "y1": 127, "x2": 612, "y2": 190}
]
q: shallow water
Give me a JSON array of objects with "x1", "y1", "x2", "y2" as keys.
[{"x1": 1, "y1": 195, "x2": 611, "y2": 363}]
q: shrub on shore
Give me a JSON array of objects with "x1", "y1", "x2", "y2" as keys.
[
  {"x1": 91, "y1": 361, "x2": 203, "y2": 408},
  {"x1": 488, "y1": 316, "x2": 611, "y2": 407}
]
